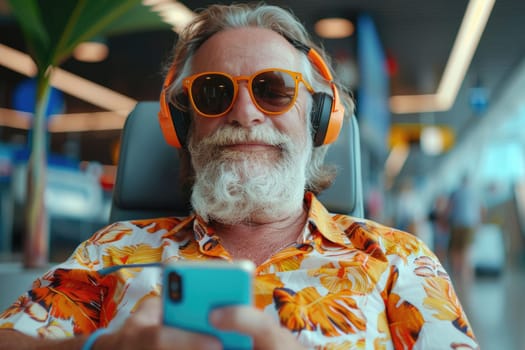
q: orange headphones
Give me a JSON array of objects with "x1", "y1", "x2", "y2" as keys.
[{"x1": 158, "y1": 37, "x2": 345, "y2": 148}]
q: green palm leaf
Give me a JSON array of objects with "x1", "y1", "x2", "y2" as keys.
[{"x1": 7, "y1": 0, "x2": 151, "y2": 268}]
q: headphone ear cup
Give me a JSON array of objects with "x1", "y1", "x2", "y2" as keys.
[
  {"x1": 172, "y1": 93, "x2": 191, "y2": 147},
  {"x1": 169, "y1": 105, "x2": 190, "y2": 147},
  {"x1": 310, "y1": 92, "x2": 334, "y2": 147},
  {"x1": 158, "y1": 92, "x2": 190, "y2": 149}
]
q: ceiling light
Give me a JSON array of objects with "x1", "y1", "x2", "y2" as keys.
[
  {"x1": 48, "y1": 111, "x2": 127, "y2": 132},
  {"x1": 389, "y1": 0, "x2": 495, "y2": 114},
  {"x1": 0, "y1": 44, "x2": 136, "y2": 112},
  {"x1": 145, "y1": 0, "x2": 196, "y2": 33},
  {"x1": 420, "y1": 126, "x2": 444, "y2": 155},
  {"x1": 0, "y1": 108, "x2": 32, "y2": 129},
  {"x1": 0, "y1": 108, "x2": 127, "y2": 132},
  {"x1": 0, "y1": 44, "x2": 37, "y2": 76},
  {"x1": 314, "y1": 18, "x2": 354, "y2": 39},
  {"x1": 73, "y1": 40, "x2": 109, "y2": 62},
  {"x1": 50, "y1": 69, "x2": 136, "y2": 112}
]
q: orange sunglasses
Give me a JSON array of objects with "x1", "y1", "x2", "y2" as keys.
[{"x1": 182, "y1": 68, "x2": 315, "y2": 118}]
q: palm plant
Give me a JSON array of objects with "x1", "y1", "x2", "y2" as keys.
[{"x1": 7, "y1": 0, "x2": 149, "y2": 267}]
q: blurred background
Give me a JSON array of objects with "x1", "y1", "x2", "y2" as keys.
[{"x1": 0, "y1": 0, "x2": 524, "y2": 348}]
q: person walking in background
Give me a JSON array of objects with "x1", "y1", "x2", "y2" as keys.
[
  {"x1": 447, "y1": 175, "x2": 484, "y2": 297},
  {"x1": 394, "y1": 178, "x2": 434, "y2": 247},
  {"x1": 394, "y1": 178, "x2": 420, "y2": 233},
  {"x1": 428, "y1": 194, "x2": 451, "y2": 268}
]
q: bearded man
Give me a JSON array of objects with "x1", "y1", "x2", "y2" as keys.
[{"x1": 0, "y1": 3, "x2": 478, "y2": 350}]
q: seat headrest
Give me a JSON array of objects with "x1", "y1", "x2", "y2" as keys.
[{"x1": 110, "y1": 101, "x2": 363, "y2": 222}]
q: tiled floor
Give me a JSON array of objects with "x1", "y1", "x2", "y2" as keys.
[{"x1": 464, "y1": 264, "x2": 525, "y2": 350}]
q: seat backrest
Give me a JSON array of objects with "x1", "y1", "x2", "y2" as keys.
[{"x1": 110, "y1": 101, "x2": 363, "y2": 222}]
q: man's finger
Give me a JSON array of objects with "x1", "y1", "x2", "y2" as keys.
[
  {"x1": 210, "y1": 306, "x2": 302, "y2": 350},
  {"x1": 131, "y1": 296, "x2": 162, "y2": 326}
]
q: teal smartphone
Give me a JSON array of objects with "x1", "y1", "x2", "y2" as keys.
[{"x1": 162, "y1": 260, "x2": 255, "y2": 350}]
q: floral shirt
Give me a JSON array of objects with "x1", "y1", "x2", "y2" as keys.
[{"x1": 0, "y1": 193, "x2": 478, "y2": 349}]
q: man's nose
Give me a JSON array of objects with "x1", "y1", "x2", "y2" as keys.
[{"x1": 225, "y1": 84, "x2": 265, "y2": 127}]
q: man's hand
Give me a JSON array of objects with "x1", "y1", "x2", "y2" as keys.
[
  {"x1": 95, "y1": 297, "x2": 222, "y2": 350},
  {"x1": 210, "y1": 306, "x2": 307, "y2": 350},
  {"x1": 103, "y1": 297, "x2": 306, "y2": 350},
  {"x1": 0, "y1": 297, "x2": 306, "y2": 350}
]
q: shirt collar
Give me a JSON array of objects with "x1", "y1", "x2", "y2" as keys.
[
  {"x1": 303, "y1": 191, "x2": 351, "y2": 246},
  {"x1": 190, "y1": 192, "x2": 351, "y2": 257}
]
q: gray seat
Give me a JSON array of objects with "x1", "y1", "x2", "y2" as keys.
[{"x1": 110, "y1": 101, "x2": 363, "y2": 222}]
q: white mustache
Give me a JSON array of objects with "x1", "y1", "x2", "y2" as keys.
[{"x1": 197, "y1": 124, "x2": 293, "y2": 149}]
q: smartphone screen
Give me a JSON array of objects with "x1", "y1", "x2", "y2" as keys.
[{"x1": 162, "y1": 260, "x2": 255, "y2": 350}]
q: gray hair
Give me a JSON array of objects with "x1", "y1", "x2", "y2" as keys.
[{"x1": 166, "y1": 3, "x2": 354, "y2": 193}]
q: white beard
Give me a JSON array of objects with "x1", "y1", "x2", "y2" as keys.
[{"x1": 188, "y1": 124, "x2": 311, "y2": 224}]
